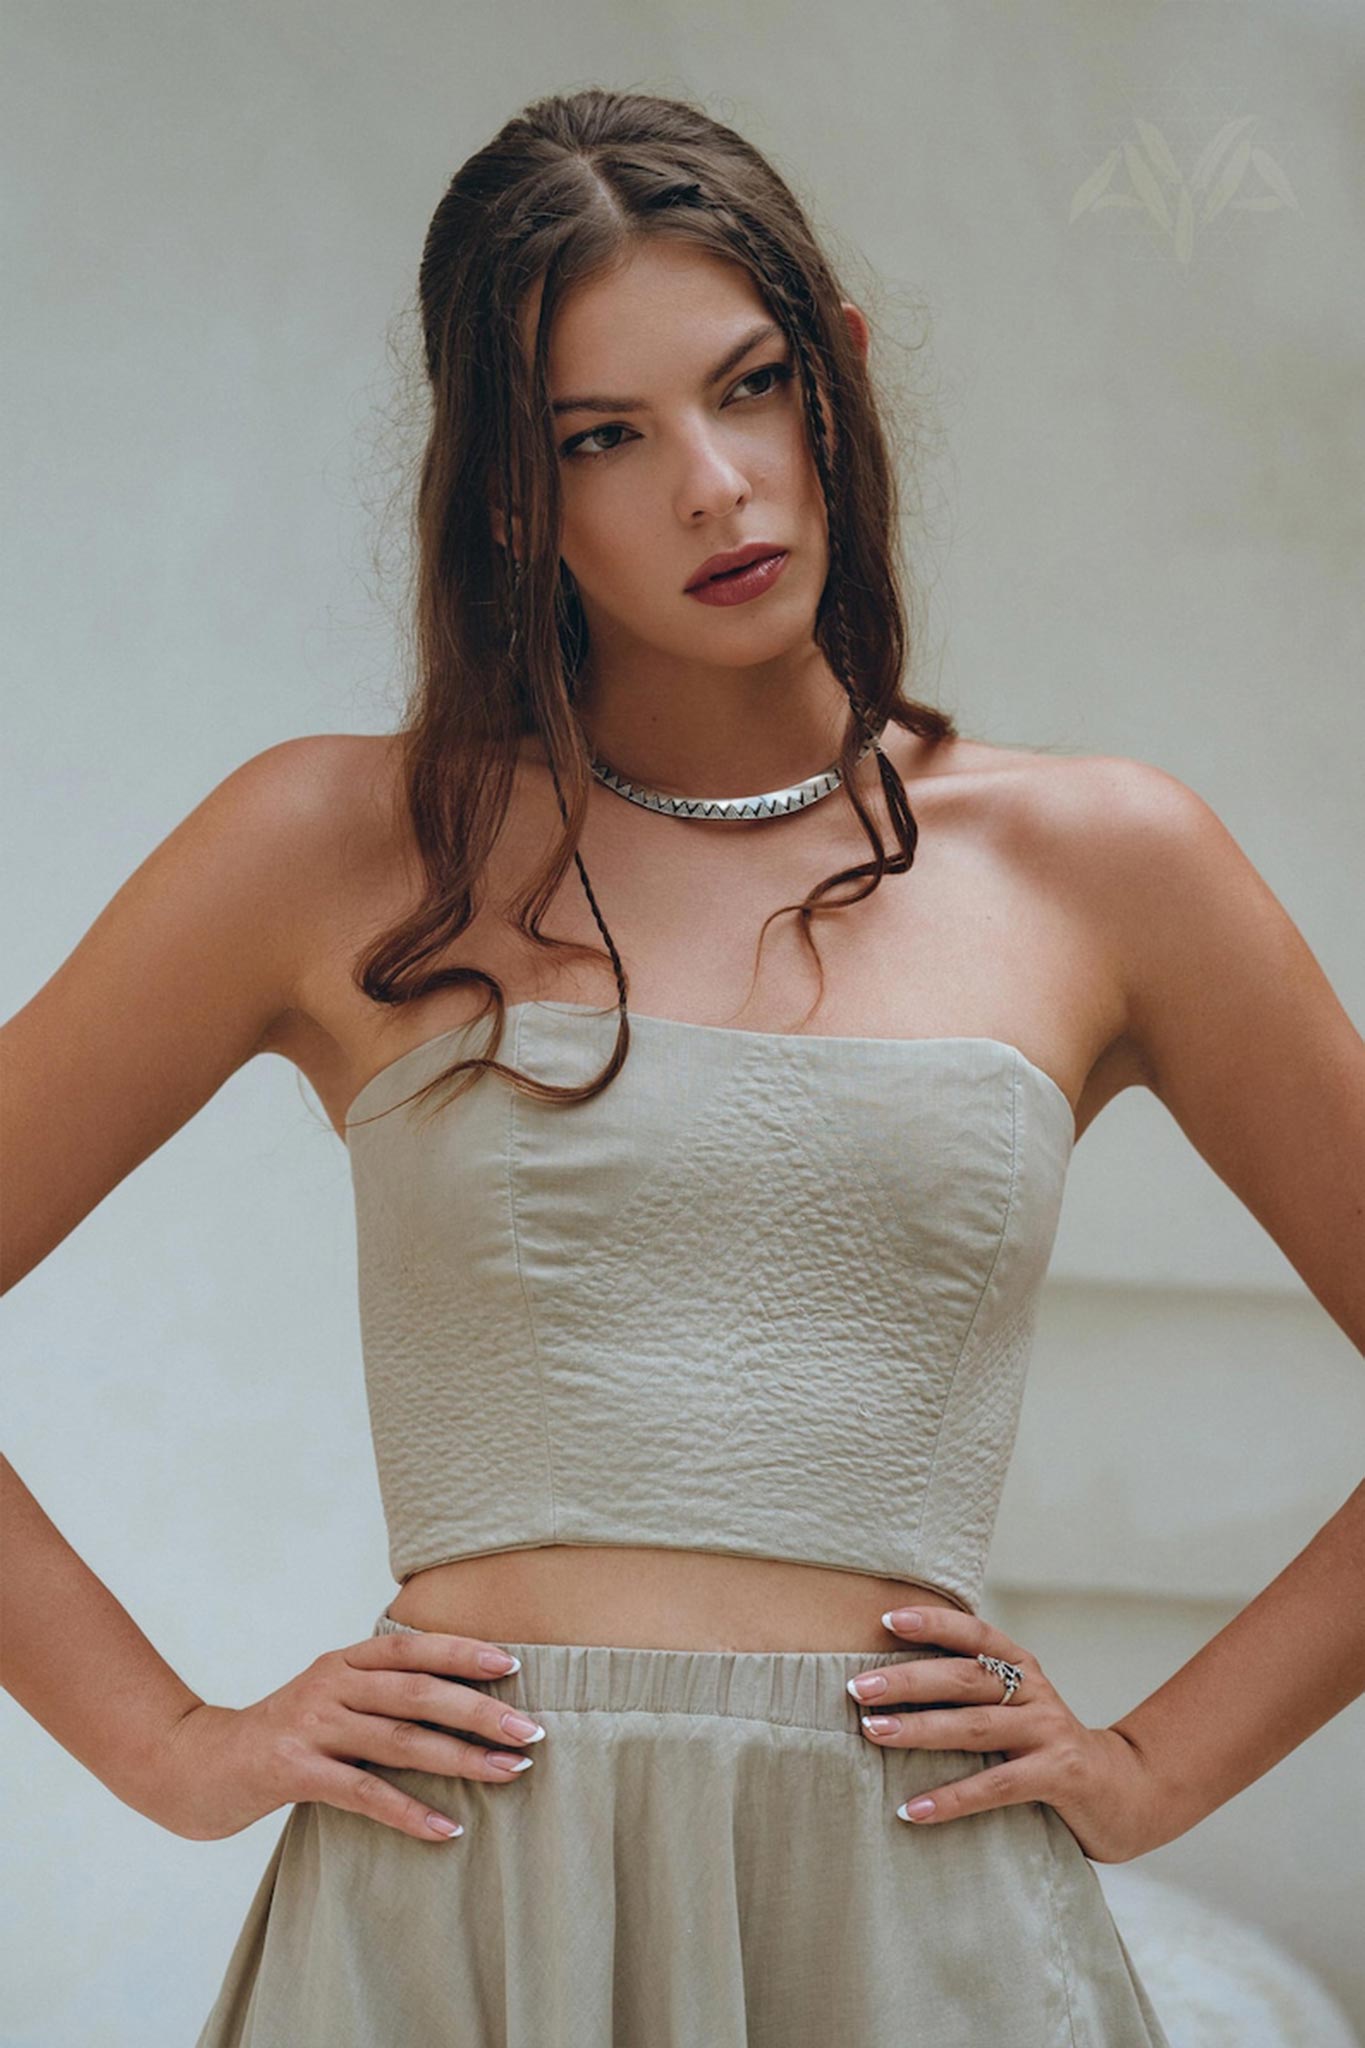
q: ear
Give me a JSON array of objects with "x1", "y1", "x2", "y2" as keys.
[{"x1": 840, "y1": 299, "x2": 870, "y2": 363}]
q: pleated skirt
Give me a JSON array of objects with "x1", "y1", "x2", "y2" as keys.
[{"x1": 194, "y1": 1603, "x2": 1171, "y2": 2047}]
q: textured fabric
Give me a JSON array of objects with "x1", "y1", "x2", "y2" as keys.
[
  {"x1": 343, "y1": 1000, "x2": 1076, "y2": 1616},
  {"x1": 194, "y1": 1605, "x2": 1171, "y2": 2048}
]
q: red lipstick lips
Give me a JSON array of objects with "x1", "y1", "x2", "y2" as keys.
[
  {"x1": 685, "y1": 542, "x2": 787, "y2": 590},
  {"x1": 684, "y1": 544, "x2": 790, "y2": 607}
]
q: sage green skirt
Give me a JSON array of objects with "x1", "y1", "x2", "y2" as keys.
[{"x1": 194, "y1": 1603, "x2": 1170, "y2": 2046}]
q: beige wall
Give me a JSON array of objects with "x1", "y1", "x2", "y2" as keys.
[
  {"x1": 987, "y1": 1279, "x2": 1365, "y2": 2028},
  {"x1": 4, "y1": 1, "x2": 1361, "y2": 2039}
]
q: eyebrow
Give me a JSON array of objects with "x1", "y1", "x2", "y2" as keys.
[{"x1": 549, "y1": 320, "x2": 785, "y2": 417}]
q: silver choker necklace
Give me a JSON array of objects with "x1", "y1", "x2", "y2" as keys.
[{"x1": 588, "y1": 714, "x2": 889, "y2": 821}]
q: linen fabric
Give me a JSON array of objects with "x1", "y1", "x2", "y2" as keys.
[{"x1": 193, "y1": 1606, "x2": 1171, "y2": 2047}]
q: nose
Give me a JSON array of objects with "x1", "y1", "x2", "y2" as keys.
[{"x1": 675, "y1": 425, "x2": 753, "y2": 524}]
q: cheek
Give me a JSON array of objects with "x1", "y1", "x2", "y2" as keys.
[
  {"x1": 769, "y1": 412, "x2": 825, "y2": 511},
  {"x1": 558, "y1": 502, "x2": 662, "y2": 611},
  {"x1": 556, "y1": 492, "x2": 618, "y2": 573}
]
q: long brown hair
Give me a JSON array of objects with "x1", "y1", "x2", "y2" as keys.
[{"x1": 349, "y1": 86, "x2": 958, "y2": 1134}]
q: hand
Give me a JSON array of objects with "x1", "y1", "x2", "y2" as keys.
[
  {"x1": 154, "y1": 1628, "x2": 546, "y2": 1845},
  {"x1": 848, "y1": 1606, "x2": 1167, "y2": 1864}
]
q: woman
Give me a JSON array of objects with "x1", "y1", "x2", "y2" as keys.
[{"x1": 3, "y1": 86, "x2": 1361, "y2": 2047}]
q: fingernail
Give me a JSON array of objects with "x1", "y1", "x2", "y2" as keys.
[
  {"x1": 501, "y1": 1712, "x2": 544, "y2": 1740},
  {"x1": 847, "y1": 1673, "x2": 887, "y2": 1700},
  {"x1": 489, "y1": 1754, "x2": 535, "y2": 1773},
  {"x1": 900, "y1": 1798, "x2": 936, "y2": 1821},
  {"x1": 426, "y1": 1813, "x2": 463, "y2": 1835},
  {"x1": 479, "y1": 1650, "x2": 521, "y2": 1673},
  {"x1": 882, "y1": 1609, "x2": 923, "y2": 1631}
]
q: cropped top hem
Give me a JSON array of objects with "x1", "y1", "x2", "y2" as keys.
[
  {"x1": 347, "y1": 1001, "x2": 1074, "y2": 1623},
  {"x1": 391, "y1": 1537, "x2": 977, "y2": 1616}
]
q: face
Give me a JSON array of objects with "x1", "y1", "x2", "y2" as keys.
[{"x1": 499, "y1": 237, "x2": 868, "y2": 685}]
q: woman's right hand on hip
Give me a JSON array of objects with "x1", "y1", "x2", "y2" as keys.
[{"x1": 155, "y1": 1629, "x2": 544, "y2": 1843}]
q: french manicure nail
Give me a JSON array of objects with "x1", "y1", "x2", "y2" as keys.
[
  {"x1": 479, "y1": 1650, "x2": 521, "y2": 1673},
  {"x1": 847, "y1": 1674, "x2": 887, "y2": 1700},
  {"x1": 501, "y1": 1712, "x2": 544, "y2": 1740}
]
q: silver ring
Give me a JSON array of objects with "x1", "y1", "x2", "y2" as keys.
[{"x1": 977, "y1": 1653, "x2": 1025, "y2": 1705}]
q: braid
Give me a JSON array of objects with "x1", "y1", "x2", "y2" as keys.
[
  {"x1": 732, "y1": 212, "x2": 919, "y2": 878},
  {"x1": 508, "y1": 558, "x2": 632, "y2": 1027},
  {"x1": 546, "y1": 749, "x2": 632, "y2": 1024}
]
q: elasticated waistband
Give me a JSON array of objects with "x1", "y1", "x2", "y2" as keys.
[{"x1": 371, "y1": 1605, "x2": 972, "y2": 1735}]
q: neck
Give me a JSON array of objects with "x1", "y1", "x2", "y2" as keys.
[{"x1": 571, "y1": 648, "x2": 864, "y2": 799}]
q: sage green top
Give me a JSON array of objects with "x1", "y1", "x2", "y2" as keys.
[{"x1": 343, "y1": 999, "x2": 1075, "y2": 1616}]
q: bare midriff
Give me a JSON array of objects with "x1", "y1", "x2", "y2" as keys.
[{"x1": 383, "y1": 1544, "x2": 969, "y2": 1654}]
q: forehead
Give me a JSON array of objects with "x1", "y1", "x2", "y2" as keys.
[{"x1": 521, "y1": 238, "x2": 770, "y2": 379}]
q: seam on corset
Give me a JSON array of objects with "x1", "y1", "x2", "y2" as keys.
[
  {"x1": 506, "y1": 1005, "x2": 560, "y2": 1539},
  {"x1": 912, "y1": 1057, "x2": 1022, "y2": 1564}
]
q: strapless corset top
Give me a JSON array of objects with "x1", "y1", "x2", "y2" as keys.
[{"x1": 343, "y1": 1000, "x2": 1076, "y2": 1616}]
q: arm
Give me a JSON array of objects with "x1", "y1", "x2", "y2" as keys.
[
  {"x1": 1109, "y1": 1478, "x2": 1365, "y2": 1850},
  {"x1": 0, "y1": 737, "x2": 344, "y2": 1827},
  {"x1": 1077, "y1": 760, "x2": 1365, "y2": 1849},
  {"x1": 0, "y1": 1457, "x2": 206, "y2": 1828}
]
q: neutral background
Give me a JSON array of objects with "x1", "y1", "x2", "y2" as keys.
[{"x1": 3, "y1": 1, "x2": 1362, "y2": 2041}]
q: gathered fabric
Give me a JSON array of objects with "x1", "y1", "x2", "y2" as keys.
[{"x1": 193, "y1": 1606, "x2": 1170, "y2": 2047}]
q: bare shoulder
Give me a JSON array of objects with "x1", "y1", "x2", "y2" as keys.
[
  {"x1": 972, "y1": 742, "x2": 1364, "y2": 1349},
  {"x1": 984, "y1": 742, "x2": 1352, "y2": 1084},
  {"x1": 167, "y1": 729, "x2": 409, "y2": 1028},
  {"x1": 1008, "y1": 736, "x2": 1222, "y2": 951},
  {"x1": 0, "y1": 732, "x2": 399, "y2": 1295},
  {"x1": 936, "y1": 741, "x2": 1218, "y2": 1110},
  {"x1": 950, "y1": 736, "x2": 1206, "y2": 891},
  {"x1": 984, "y1": 742, "x2": 1240, "y2": 937},
  {"x1": 937, "y1": 735, "x2": 1189, "y2": 825},
  {"x1": 238, "y1": 729, "x2": 403, "y2": 859}
]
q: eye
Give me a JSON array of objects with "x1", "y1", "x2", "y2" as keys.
[
  {"x1": 732, "y1": 361, "x2": 794, "y2": 404},
  {"x1": 559, "y1": 359, "x2": 795, "y2": 461},
  {"x1": 561, "y1": 420, "x2": 633, "y2": 462}
]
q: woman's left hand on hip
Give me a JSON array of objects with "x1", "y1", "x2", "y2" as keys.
[{"x1": 847, "y1": 1606, "x2": 1165, "y2": 1865}]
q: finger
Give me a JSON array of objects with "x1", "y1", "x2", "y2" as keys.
[
  {"x1": 880, "y1": 1605, "x2": 1032, "y2": 1668},
  {"x1": 343, "y1": 1630, "x2": 522, "y2": 1679},
  {"x1": 343, "y1": 1664, "x2": 547, "y2": 1752},
  {"x1": 298, "y1": 1753, "x2": 469, "y2": 1843},
  {"x1": 332, "y1": 1703, "x2": 539, "y2": 1784},
  {"x1": 855, "y1": 1606, "x2": 1036, "y2": 1699},
  {"x1": 847, "y1": 1651, "x2": 997, "y2": 1707},
  {"x1": 896, "y1": 1759, "x2": 1040, "y2": 1826},
  {"x1": 859, "y1": 1703, "x2": 1042, "y2": 1753}
]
